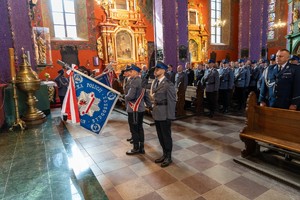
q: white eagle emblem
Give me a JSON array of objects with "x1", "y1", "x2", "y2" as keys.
[{"x1": 78, "y1": 91, "x2": 100, "y2": 116}]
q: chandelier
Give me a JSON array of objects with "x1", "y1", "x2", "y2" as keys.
[
  {"x1": 273, "y1": 19, "x2": 286, "y2": 28},
  {"x1": 213, "y1": 18, "x2": 226, "y2": 27}
]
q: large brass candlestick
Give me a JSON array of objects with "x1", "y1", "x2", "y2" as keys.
[{"x1": 15, "y1": 49, "x2": 46, "y2": 125}]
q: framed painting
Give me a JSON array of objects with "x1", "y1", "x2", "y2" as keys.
[{"x1": 116, "y1": 30, "x2": 133, "y2": 60}]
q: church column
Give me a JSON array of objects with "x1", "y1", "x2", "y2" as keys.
[
  {"x1": 153, "y1": 0, "x2": 189, "y2": 67},
  {"x1": 0, "y1": 0, "x2": 35, "y2": 82},
  {"x1": 239, "y1": 0, "x2": 268, "y2": 60}
]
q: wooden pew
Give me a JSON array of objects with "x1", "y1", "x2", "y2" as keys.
[
  {"x1": 240, "y1": 92, "x2": 300, "y2": 158},
  {"x1": 185, "y1": 85, "x2": 204, "y2": 115}
]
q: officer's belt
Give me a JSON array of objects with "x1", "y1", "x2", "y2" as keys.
[
  {"x1": 206, "y1": 82, "x2": 215, "y2": 85},
  {"x1": 154, "y1": 100, "x2": 168, "y2": 106}
]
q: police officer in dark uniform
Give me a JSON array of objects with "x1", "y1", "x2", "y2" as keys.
[
  {"x1": 259, "y1": 49, "x2": 300, "y2": 109},
  {"x1": 54, "y1": 69, "x2": 69, "y2": 106},
  {"x1": 125, "y1": 64, "x2": 151, "y2": 155},
  {"x1": 234, "y1": 59, "x2": 250, "y2": 110},
  {"x1": 150, "y1": 62, "x2": 176, "y2": 167},
  {"x1": 219, "y1": 59, "x2": 234, "y2": 113}
]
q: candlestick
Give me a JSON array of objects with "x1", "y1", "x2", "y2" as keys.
[{"x1": 9, "y1": 48, "x2": 16, "y2": 79}]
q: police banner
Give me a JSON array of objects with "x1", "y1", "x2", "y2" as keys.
[{"x1": 72, "y1": 70, "x2": 120, "y2": 134}]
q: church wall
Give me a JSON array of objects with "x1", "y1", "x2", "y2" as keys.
[
  {"x1": 267, "y1": 0, "x2": 288, "y2": 57},
  {"x1": 208, "y1": 0, "x2": 239, "y2": 62},
  {"x1": 34, "y1": 0, "x2": 155, "y2": 81}
]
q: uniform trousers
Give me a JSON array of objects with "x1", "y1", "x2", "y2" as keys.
[
  {"x1": 154, "y1": 119, "x2": 173, "y2": 153},
  {"x1": 219, "y1": 89, "x2": 229, "y2": 111},
  {"x1": 235, "y1": 87, "x2": 246, "y2": 109},
  {"x1": 206, "y1": 91, "x2": 218, "y2": 115},
  {"x1": 128, "y1": 112, "x2": 144, "y2": 144}
]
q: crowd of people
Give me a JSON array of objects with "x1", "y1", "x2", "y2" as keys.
[
  {"x1": 164, "y1": 49, "x2": 300, "y2": 117},
  {"x1": 118, "y1": 48, "x2": 300, "y2": 168}
]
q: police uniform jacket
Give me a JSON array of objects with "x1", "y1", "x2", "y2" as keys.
[
  {"x1": 249, "y1": 66, "x2": 260, "y2": 87},
  {"x1": 151, "y1": 77, "x2": 176, "y2": 121},
  {"x1": 259, "y1": 63, "x2": 300, "y2": 108},
  {"x1": 234, "y1": 67, "x2": 250, "y2": 88},
  {"x1": 219, "y1": 68, "x2": 234, "y2": 90},
  {"x1": 125, "y1": 76, "x2": 150, "y2": 113},
  {"x1": 55, "y1": 75, "x2": 69, "y2": 96},
  {"x1": 123, "y1": 77, "x2": 131, "y2": 95},
  {"x1": 202, "y1": 69, "x2": 220, "y2": 92},
  {"x1": 175, "y1": 72, "x2": 188, "y2": 90}
]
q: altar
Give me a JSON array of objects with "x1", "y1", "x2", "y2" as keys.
[{"x1": 4, "y1": 84, "x2": 50, "y2": 126}]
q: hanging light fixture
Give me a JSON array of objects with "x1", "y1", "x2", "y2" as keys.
[
  {"x1": 213, "y1": 17, "x2": 226, "y2": 27},
  {"x1": 273, "y1": 19, "x2": 286, "y2": 28}
]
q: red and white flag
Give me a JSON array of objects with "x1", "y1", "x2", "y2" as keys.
[{"x1": 61, "y1": 65, "x2": 80, "y2": 123}]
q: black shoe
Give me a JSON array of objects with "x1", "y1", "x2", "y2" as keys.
[
  {"x1": 161, "y1": 157, "x2": 172, "y2": 167},
  {"x1": 155, "y1": 155, "x2": 166, "y2": 163},
  {"x1": 126, "y1": 148, "x2": 140, "y2": 155},
  {"x1": 126, "y1": 137, "x2": 132, "y2": 141},
  {"x1": 139, "y1": 142, "x2": 145, "y2": 154}
]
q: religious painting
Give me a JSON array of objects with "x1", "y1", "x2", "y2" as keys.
[
  {"x1": 189, "y1": 39, "x2": 198, "y2": 62},
  {"x1": 116, "y1": 30, "x2": 133, "y2": 60},
  {"x1": 116, "y1": 0, "x2": 127, "y2": 10},
  {"x1": 189, "y1": 11, "x2": 197, "y2": 25}
]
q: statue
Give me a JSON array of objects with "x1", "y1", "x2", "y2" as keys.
[
  {"x1": 293, "y1": 8, "x2": 299, "y2": 22},
  {"x1": 36, "y1": 33, "x2": 46, "y2": 64},
  {"x1": 97, "y1": 37, "x2": 104, "y2": 60}
]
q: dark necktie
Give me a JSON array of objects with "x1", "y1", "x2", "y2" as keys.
[
  {"x1": 154, "y1": 79, "x2": 159, "y2": 89},
  {"x1": 278, "y1": 65, "x2": 282, "y2": 72}
]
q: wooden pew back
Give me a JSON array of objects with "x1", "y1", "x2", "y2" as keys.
[{"x1": 240, "y1": 92, "x2": 300, "y2": 156}]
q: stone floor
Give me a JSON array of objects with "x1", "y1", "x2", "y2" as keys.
[{"x1": 1, "y1": 108, "x2": 300, "y2": 200}]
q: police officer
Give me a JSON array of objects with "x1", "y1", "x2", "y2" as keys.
[
  {"x1": 54, "y1": 69, "x2": 69, "y2": 107},
  {"x1": 234, "y1": 59, "x2": 250, "y2": 110},
  {"x1": 175, "y1": 65, "x2": 188, "y2": 90},
  {"x1": 259, "y1": 49, "x2": 300, "y2": 109},
  {"x1": 150, "y1": 61, "x2": 176, "y2": 167},
  {"x1": 125, "y1": 64, "x2": 151, "y2": 155},
  {"x1": 248, "y1": 60, "x2": 260, "y2": 95},
  {"x1": 202, "y1": 59, "x2": 220, "y2": 117},
  {"x1": 219, "y1": 59, "x2": 234, "y2": 113}
]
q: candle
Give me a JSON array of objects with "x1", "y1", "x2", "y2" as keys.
[
  {"x1": 93, "y1": 56, "x2": 99, "y2": 66},
  {"x1": 26, "y1": 51, "x2": 31, "y2": 65},
  {"x1": 9, "y1": 48, "x2": 16, "y2": 79}
]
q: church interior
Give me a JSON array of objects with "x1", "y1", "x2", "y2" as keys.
[{"x1": 1, "y1": 0, "x2": 300, "y2": 199}]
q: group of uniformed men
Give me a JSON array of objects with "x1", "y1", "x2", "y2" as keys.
[
  {"x1": 169, "y1": 49, "x2": 300, "y2": 117},
  {"x1": 119, "y1": 48, "x2": 300, "y2": 168},
  {"x1": 122, "y1": 62, "x2": 176, "y2": 168}
]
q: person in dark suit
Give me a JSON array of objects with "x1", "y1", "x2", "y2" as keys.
[
  {"x1": 54, "y1": 69, "x2": 69, "y2": 106},
  {"x1": 166, "y1": 64, "x2": 175, "y2": 84},
  {"x1": 194, "y1": 63, "x2": 205, "y2": 86},
  {"x1": 259, "y1": 49, "x2": 300, "y2": 109},
  {"x1": 185, "y1": 62, "x2": 195, "y2": 86},
  {"x1": 125, "y1": 64, "x2": 151, "y2": 155},
  {"x1": 150, "y1": 61, "x2": 176, "y2": 167}
]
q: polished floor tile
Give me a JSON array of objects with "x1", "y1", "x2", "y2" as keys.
[{"x1": 1, "y1": 108, "x2": 300, "y2": 200}]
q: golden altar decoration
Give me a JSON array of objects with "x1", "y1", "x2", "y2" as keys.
[
  {"x1": 188, "y1": 2, "x2": 208, "y2": 64},
  {"x1": 15, "y1": 50, "x2": 46, "y2": 125},
  {"x1": 97, "y1": 0, "x2": 148, "y2": 72}
]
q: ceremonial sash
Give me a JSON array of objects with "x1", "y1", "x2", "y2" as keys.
[{"x1": 128, "y1": 88, "x2": 145, "y2": 112}]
